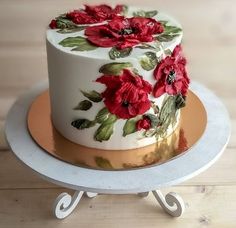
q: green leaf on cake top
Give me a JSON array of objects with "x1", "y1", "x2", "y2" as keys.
[
  {"x1": 59, "y1": 36, "x2": 98, "y2": 51},
  {"x1": 99, "y1": 62, "x2": 133, "y2": 75},
  {"x1": 133, "y1": 10, "x2": 158, "y2": 18},
  {"x1": 57, "y1": 27, "x2": 87, "y2": 34},
  {"x1": 156, "y1": 34, "x2": 180, "y2": 42},
  {"x1": 109, "y1": 47, "x2": 132, "y2": 60},
  {"x1": 55, "y1": 17, "x2": 87, "y2": 34},
  {"x1": 81, "y1": 90, "x2": 102, "y2": 102},
  {"x1": 73, "y1": 100, "x2": 92, "y2": 111},
  {"x1": 135, "y1": 43, "x2": 161, "y2": 52},
  {"x1": 159, "y1": 20, "x2": 168, "y2": 26},
  {"x1": 155, "y1": 22, "x2": 182, "y2": 43},
  {"x1": 139, "y1": 52, "x2": 159, "y2": 71}
]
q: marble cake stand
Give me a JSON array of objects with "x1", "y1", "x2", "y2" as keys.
[{"x1": 5, "y1": 81, "x2": 230, "y2": 219}]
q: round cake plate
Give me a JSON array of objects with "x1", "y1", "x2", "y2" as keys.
[
  {"x1": 5, "y1": 81, "x2": 231, "y2": 219},
  {"x1": 27, "y1": 89, "x2": 207, "y2": 171}
]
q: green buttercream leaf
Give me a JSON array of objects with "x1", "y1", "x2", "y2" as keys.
[
  {"x1": 175, "y1": 94, "x2": 186, "y2": 109},
  {"x1": 99, "y1": 62, "x2": 133, "y2": 75},
  {"x1": 71, "y1": 119, "x2": 96, "y2": 129},
  {"x1": 57, "y1": 26, "x2": 86, "y2": 34},
  {"x1": 133, "y1": 10, "x2": 158, "y2": 18},
  {"x1": 94, "y1": 114, "x2": 117, "y2": 141},
  {"x1": 145, "y1": 10, "x2": 158, "y2": 18},
  {"x1": 139, "y1": 52, "x2": 158, "y2": 71},
  {"x1": 135, "y1": 43, "x2": 160, "y2": 51},
  {"x1": 155, "y1": 23, "x2": 182, "y2": 42},
  {"x1": 102, "y1": 114, "x2": 117, "y2": 125},
  {"x1": 81, "y1": 90, "x2": 102, "y2": 102},
  {"x1": 73, "y1": 100, "x2": 92, "y2": 111},
  {"x1": 94, "y1": 123, "x2": 115, "y2": 142},
  {"x1": 159, "y1": 20, "x2": 169, "y2": 26},
  {"x1": 56, "y1": 18, "x2": 77, "y2": 29},
  {"x1": 59, "y1": 36, "x2": 97, "y2": 51},
  {"x1": 95, "y1": 157, "x2": 113, "y2": 169},
  {"x1": 155, "y1": 33, "x2": 180, "y2": 42},
  {"x1": 109, "y1": 47, "x2": 132, "y2": 60},
  {"x1": 159, "y1": 96, "x2": 176, "y2": 124},
  {"x1": 95, "y1": 107, "x2": 110, "y2": 123},
  {"x1": 71, "y1": 44, "x2": 97, "y2": 51},
  {"x1": 123, "y1": 118, "x2": 138, "y2": 137},
  {"x1": 164, "y1": 25, "x2": 182, "y2": 34}
]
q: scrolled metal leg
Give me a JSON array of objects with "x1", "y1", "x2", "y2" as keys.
[
  {"x1": 53, "y1": 191, "x2": 84, "y2": 219},
  {"x1": 85, "y1": 192, "x2": 98, "y2": 198},
  {"x1": 152, "y1": 190, "x2": 185, "y2": 217}
]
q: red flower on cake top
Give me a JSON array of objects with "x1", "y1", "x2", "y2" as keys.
[
  {"x1": 85, "y1": 16, "x2": 164, "y2": 49},
  {"x1": 153, "y1": 45, "x2": 190, "y2": 98},
  {"x1": 96, "y1": 69, "x2": 152, "y2": 119},
  {"x1": 49, "y1": 4, "x2": 124, "y2": 28},
  {"x1": 67, "y1": 4, "x2": 124, "y2": 24}
]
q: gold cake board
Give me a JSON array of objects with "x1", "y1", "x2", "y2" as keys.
[{"x1": 27, "y1": 90, "x2": 207, "y2": 170}]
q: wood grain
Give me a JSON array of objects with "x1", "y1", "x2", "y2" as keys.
[
  {"x1": 0, "y1": 186, "x2": 236, "y2": 228},
  {"x1": 0, "y1": 0, "x2": 235, "y2": 227}
]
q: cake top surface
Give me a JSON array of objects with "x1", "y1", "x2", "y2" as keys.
[{"x1": 47, "y1": 5, "x2": 183, "y2": 60}]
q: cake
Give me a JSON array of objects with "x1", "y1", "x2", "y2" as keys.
[{"x1": 46, "y1": 4, "x2": 190, "y2": 151}]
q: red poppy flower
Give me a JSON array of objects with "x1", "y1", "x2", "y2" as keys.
[
  {"x1": 136, "y1": 117, "x2": 152, "y2": 130},
  {"x1": 49, "y1": 19, "x2": 57, "y2": 29},
  {"x1": 96, "y1": 69, "x2": 152, "y2": 119},
  {"x1": 153, "y1": 45, "x2": 190, "y2": 98},
  {"x1": 66, "y1": 4, "x2": 124, "y2": 24},
  {"x1": 85, "y1": 16, "x2": 164, "y2": 49}
]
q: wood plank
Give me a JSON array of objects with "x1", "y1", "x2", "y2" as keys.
[{"x1": 0, "y1": 186, "x2": 235, "y2": 228}]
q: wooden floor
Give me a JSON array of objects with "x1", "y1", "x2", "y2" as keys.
[{"x1": 0, "y1": 0, "x2": 236, "y2": 227}]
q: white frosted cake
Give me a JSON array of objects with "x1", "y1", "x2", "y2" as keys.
[{"x1": 46, "y1": 4, "x2": 190, "y2": 150}]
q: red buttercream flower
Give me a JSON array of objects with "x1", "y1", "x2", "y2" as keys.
[
  {"x1": 66, "y1": 4, "x2": 123, "y2": 24},
  {"x1": 153, "y1": 45, "x2": 190, "y2": 98},
  {"x1": 96, "y1": 69, "x2": 152, "y2": 119},
  {"x1": 136, "y1": 117, "x2": 152, "y2": 130},
  {"x1": 85, "y1": 16, "x2": 164, "y2": 49},
  {"x1": 49, "y1": 19, "x2": 57, "y2": 29}
]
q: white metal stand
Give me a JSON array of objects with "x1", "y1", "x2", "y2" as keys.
[
  {"x1": 53, "y1": 190, "x2": 185, "y2": 219},
  {"x1": 5, "y1": 81, "x2": 231, "y2": 220}
]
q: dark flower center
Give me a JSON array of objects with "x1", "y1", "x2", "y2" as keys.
[
  {"x1": 122, "y1": 100, "x2": 130, "y2": 107},
  {"x1": 166, "y1": 70, "x2": 176, "y2": 85},
  {"x1": 118, "y1": 28, "x2": 134, "y2": 35}
]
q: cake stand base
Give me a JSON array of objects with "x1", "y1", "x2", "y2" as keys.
[
  {"x1": 53, "y1": 190, "x2": 185, "y2": 219},
  {"x1": 5, "y1": 81, "x2": 231, "y2": 221}
]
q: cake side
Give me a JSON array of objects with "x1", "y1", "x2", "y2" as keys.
[{"x1": 46, "y1": 4, "x2": 190, "y2": 150}]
